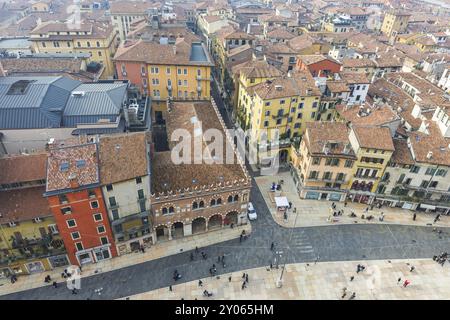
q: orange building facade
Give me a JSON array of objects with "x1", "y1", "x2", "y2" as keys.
[{"x1": 44, "y1": 142, "x2": 117, "y2": 266}]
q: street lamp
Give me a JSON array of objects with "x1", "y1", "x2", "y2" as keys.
[{"x1": 277, "y1": 206, "x2": 300, "y2": 288}]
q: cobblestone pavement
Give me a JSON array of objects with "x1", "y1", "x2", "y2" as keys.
[
  {"x1": 123, "y1": 258, "x2": 450, "y2": 300},
  {"x1": 256, "y1": 171, "x2": 450, "y2": 228},
  {"x1": 2, "y1": 178, "x2": 450, "y2": 300}
]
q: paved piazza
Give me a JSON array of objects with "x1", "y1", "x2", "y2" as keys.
[
  {"x1": 124, "y1": 259, "x2": 450, "y2": 300},
  {"x1": 2, "y1": 175, "x2": 450, "y2": 300}
]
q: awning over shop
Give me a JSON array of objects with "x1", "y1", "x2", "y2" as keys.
[
  {"x1": 420, "y1": 204, "x2": 436, "y2": 210},
  {"x1": 275, "y1": 196, "x2": 289, "y2": 208}
]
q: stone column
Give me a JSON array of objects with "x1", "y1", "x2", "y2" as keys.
[
  {"x1": 168, "y1": 226, "x2": 172, "y2": 240},
  {"x1": 183, "y1": 223, "x2": 192, "y2": 236}
]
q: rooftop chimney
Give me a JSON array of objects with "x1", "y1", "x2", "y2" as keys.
[
  {"x1": 173, "y1": 45, "x2": 177, "y2": 55},
  {"x1": 68, "y1": 173, "x2": 79, "y2": 189}
]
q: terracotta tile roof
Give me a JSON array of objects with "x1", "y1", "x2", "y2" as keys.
[
  {"x1": 408, "y1": 121, "x2": 450, "y2": 166},
  {"x1": 265, "y1": 43, "x2": 297, "y2": 55},
  {"x1": 0, "y1": 153, "x2": 47, "y2": 184},
  {"x1": 352, "y1": 126, "x2": 395, "y2": 151},
  {"x1": 235, "y1": 7, "x2": 273, "y2": 14},
  {"x1": 46, "y1": 143, "x2": 100, "y2": 193},
  {"x1": 109, "y1": 1, "x2": 157, "y2": 14},
  {"x1": 367, "y1": 78, "x2": 420, "y2": 128},
  {"x1": 304, "y1": 121, "x2": 355, "y2": 157},
  {"x1": 259, "y1": 14, "x2": 293, "y2": 23},
  {"x1": 267, "y1": 28, "x2": 295, "y2": 39},
  {"x1": 224, "y1": 30, "x2": 255, "y2": 40},
  {"x1": 151, "y1": 102, "x2": 247, "y2": 194},
  {"x1": 114, "y1": 39, "x2": 214, "y2": 66},
  {"x1": 0, "y1": 57, "x2": 84, "y2": 74},
  {"x1": 390, "y1": 138, "x2": 414, "y2": 165},
  {"x1": 336, "y1": 104, "x2": 400, "y2": 126},
  {"x1": 288, "y1": 34, "x2": 316, "y2": 51},
  {"x1": 98, "y1": 132, "x2": 148, "y2": 185},
  {"x1": 31, "y1": 20, "x2": 115, "y2": 39},
  {"x1": 326, "y1": 80, "x2": 349, "y2": 93},
  {"x1": 385, "y1": 72, "x2": 450, "y2": 109},
  {"x1": 228, "y1": 44, "x2": 252, "y2": 57},
  {"x1": 0, "y1": 186, "x2": 51, "y2": 224},
  {"x1": 298, "y1": 54, "x2": 340, "y2": 66},
  {"x1": 202, "y1": 15, "x2": 222, "y2": 23},
  {"x1": 339, "y1": 72, "x2": 370, "y2": 84},
  {"x1": 266, "y1": 42, "x2": 298, "y2": 54},
  {"x1": 249, "y1": 72, "x2": 321, "y2": 100},
  {"x1": 236, "y1": 59, "x2": 283, "y2": 79},
  {"x1": 342, "y1": 58, "x2": 376, "y2": 68}
]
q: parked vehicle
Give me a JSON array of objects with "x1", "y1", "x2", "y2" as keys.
[{"x1": 248, "y1": 202, "x2": 257, "y2": 221}]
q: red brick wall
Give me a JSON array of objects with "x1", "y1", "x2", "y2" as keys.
[
  {"x1": 48, "y1": 188, "x2": 117, "y2": 265},
  {"x1": 115, "y1": 61, "x2": 148, "y2": 94}
]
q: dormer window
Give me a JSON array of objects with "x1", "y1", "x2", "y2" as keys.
[
  {"x1": 76, "y1": 160, "x2": 86, "y2": 168},
  {"x1": 60, "y1": 162, "x2": 69, "y2": 172}
]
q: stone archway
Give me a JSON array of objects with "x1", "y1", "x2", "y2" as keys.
[
  {"x1": 171, "y1": 222, "x2": 184, "y2": 239},
  {"x1": 224, "y1": 211, "x2": 238, "y2": 226},
  {"x1": 155, "y1": 225, "x2": 169, "y2": 242},
  {"x1": 192, "y1": 217, "x2": 206, "y2": 234},
  {"x1": 208, "y1": 214, "x2": 223, "y2": 230}
]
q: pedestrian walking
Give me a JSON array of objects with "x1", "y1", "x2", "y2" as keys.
[
  {"x1": 349, "y1": 292, "x2": 356, "y2": 300},
  {"x1": 228, "y1": 276, "x2": 232, "y2": 282},
  {"x1": 270, "y1": 242, "x2": 275, "y2": 251},
  {"x1": 195, "y1": 246, "x2": 199, "y2": 254},
  {"x1": 241, "y1": 282, "x2": 246, "y2": 290},
  {"x1": 169, "y1": 285, "x2": 173, "y2": 292},
  {"x1": 239, "y1": 234, "x2": 243, "y2": 243},
  {"x1": 221, "y1": 254, "x2": 225, "y2": 262},
  {"x1": 413, "y1": 213, "x2": 417, "y2": 221},
  {"x1": 198, "y1": 280, "x2": 203, "y2": 287},
  {"x1": 52, "y1": 281, "x2": 58, "y2": 288},
  {"x1": 410, "y1": 266, "x2": 415, "y2": 272},
  {"x1": 293, "y1": 207, "x2": 297, "y2": 214},
  {"x1": 341, "y1": 288, "x2": 347, "y2": 299},
  {"x1": 403, "y1": 280, "x2": 410, "y2": 287},
  {"x1": 397, "y1": 277, "x2": 402, "y2": 284},
  {"x1": 344, "y1": 201, "x2": 348, "y2": 207},
  {"x1": 218, "y1": 256, "x2": 221, "y2": 263},
  {"x1": 72, "y1": 288, "x2": 77, "y2": 295},
  {"x1": 350, "y1": 276, "x2": 354, "y2": 282},
  {"x1": 245, "y1": 274, "x2": 249, "y2": 283},
  {"x1": 242, "y1": 273, "x2": 246, "y2": 279},
  {"x1": 140, "y1": 245, "x2": 145, "y2": 253}
]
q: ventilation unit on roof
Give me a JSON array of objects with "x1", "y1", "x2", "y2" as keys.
[
  {"x1": 426, "y1": 151, "x2": 433, "y2": 159},
  {"x1": 275, "y1": 85, "x2": 283, "y2": 91},
  {"x1": 72, "y1": 91, "x2": 85, "y2": 97}
]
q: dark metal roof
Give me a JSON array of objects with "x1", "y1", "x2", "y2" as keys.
[
  {"x1": 0, "y1": 77, "x2": 128, "y2": 129},
  {"x1": 71, "y1": 118, "x2": 126, "y2": 135},
  {"x1": 0, "y1": 76, "x2": 81, "y2": 129}
]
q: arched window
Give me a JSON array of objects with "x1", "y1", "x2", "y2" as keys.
[
  {"x1": 169, "y1": 206, "x2": 174, "y2": 213},
  {"x1": 216, "y1": 198, "x2": 222, "y2": 205},
  {"x1": 233, "y1": 195, "x2": 239, "y2": 202},
  {"x1": 162, "y1": 207, "x2": 168, "y2": 215},
  {"x1": 210, "y1": 199, "x2": 216, "y2": 206},
  {"x1": 227, "y1": 195, "x2": 233, "y2": 203},
  {"x1": 193, "y1": 201, "x2": 198, "y2": 210},
  {"x1": 199, "y1": 201, "x2": 205, "y2": 208}
]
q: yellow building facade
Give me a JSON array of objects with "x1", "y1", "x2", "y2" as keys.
[
  {"x1": 347, "y1": 126, "x2": 394, "y2": 203},
  {"x1": 381, "y1": 11, "x2": 411, "y2": 37},
  {"x1": 30, "y1": 21, "x2": 119, "y2": 79},
  {"x1": 290, "y1": 122, "x2": 357, "y2": 201},
  {"x1": 239, "y1": 73, "x2": 321, "y2": 163}
]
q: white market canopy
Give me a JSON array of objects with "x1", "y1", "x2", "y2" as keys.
[{"x1": 275, "y1": 196, "x2": 289, "y2": 208}]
